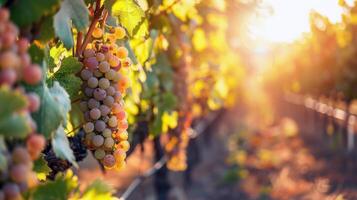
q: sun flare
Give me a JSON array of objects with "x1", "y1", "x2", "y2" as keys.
[{"x1": 250, "y1": 0, "x2": 344, "y2": 44}]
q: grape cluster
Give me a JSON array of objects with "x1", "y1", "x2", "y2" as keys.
[
  {"x1": 79, "y1": 25, "x2": 131, "y2": 170},
  {"x1": 0, "y1": 8, "x2": 46, "y2": 199}
]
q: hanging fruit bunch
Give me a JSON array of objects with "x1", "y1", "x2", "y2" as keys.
[
  {"x1": 78, "y1": 19, "x2": 131, "y2": 170},
  {"x1": 0, "y1": 7, "x2": 46, "y2": 199}
]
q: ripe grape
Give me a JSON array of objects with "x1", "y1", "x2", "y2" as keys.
[
  {"x1": 17, "y1": 39, "x2": 29, "y2": 54},
  {"x1": 98, "y1": 61, "x2": 110, "y2": 73},
  {"x1": 89, "y1": 108, "x2": 101, "y2": 120},
  {"x1": 104, "y1": 137, "x2": 114, "y2": 148},
  {"x1": 23, "y1": 65, "x2": 42, "y2": 85},
  {"x1": 104, "y1": 69, "x2": 116, "y2": 80},
  {"x1": 98, "y1": 78, "x2": 110, "y2": 89},
  {"x1": 114, "y1": 149, "x2": 126, "y2": 160},
  {"x1": 0, "y1": 8, "x2": 10, "y2": 22},
  {"x1": 26, "y1": 134, "x2": 45, "y2": 160},
  {"x1": 108, "y1": 55, "x2": 120, "y2": 67},
  {"x1": 92, "y1": 135, "x2": 104, "y2": 147},
  {"x1": 84, "y1": 122, "x2": 94, "y2": 133},
  {"x1": 118, "y1": 120, "x2": 128, "y2": 130},
  {"x1": 103, "y1": 96, "x2": 114, "y2": 107},
  {"x1": 95, "y1": 120, "x2": 106, "y2": 132},
  {"x1": 12, "y1": 147, "x2": 31, "y2": 165},
  {"x1": 117, "y1": 131, "x2": 128, "y2": 141},
  {"x1": 84, "y1": 57, "x2": 98, "y2": 70},
  {"x1": 93, "y1": 69, "x2": 103, "y2": 78},
  {"x1": 106, "y1": 86, "x2": 115, "y2": 96},
  {"x1": 114, "y1": 27, "x2": 126, "y2": 39},
  {"x1": 94, "y1": 149, "x2": 105, "y2": 159},
  {"x1": 102, "y1": 128, "x2": 112, "y2": 138},
  {"x1": 108, "y1": 116, "x2": 117, "y2": 128},
  {"x1": 116, "y1": 111, "x2": 126, "y2": 120},
  {"x1": 96, "y1": 53, "x2": 105, "y2": 62},
  {"x1": 83, "y1": 49, "x2": 96, "y2": 58},
  {"x1": 92, "y1": 27, "x2": 103, "y2": 38},
  {"x1": 103, "y1": 154, "x2": 116, "y2": 168},
  {"x1": 87, "y1": 98, "x2": 100, "y2": 109},
  {"x1": 3, "y1": 183, "x2": 21, "y2": 200},
  {"x1": 114, "y1": 92, "x2": 122, "y2": 102},
  {"x1": 84, "y1": 87, "x2": 94, "y2": 97},
  {"x1": 80, "y1": 69, "x2": 93, "y2": 80},
  {"x1": 118, "y1": 141, "x2": 130, "y2": 152},
  {"x1": 99, "y1": 105, "x2": 110, "y2": 116},
  {"x1": 10, "y1": 164, "x2": 28, "y2": 183},
  {"x1": 0, "y1": 69, "x2": 16, "y2": 85},
  {"x1": 122, "y1": 57, "x2": 132, "y2": 68},
  {"x1": 93, "y1": 88, "x2": 106, "y2": 101},
  {"x1": 27, "y1": 93, "x2": 40, "y2": 112},
  {"x1": 87, "y1": 77, "x2": 98, "y2": 88},
  {"x1": 117, "y1": 47, "x2": 128, "y2": 59},
  {"x1": 112, "y1": 103, "x2": 123, "y2": 114},
  {"x1": 0, "y1": 51, "x2": 19, "y2": 69}
]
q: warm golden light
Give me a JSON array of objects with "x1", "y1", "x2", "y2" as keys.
[{"x1": 250, "y1": 0, "x2": 344, "y2": 43}]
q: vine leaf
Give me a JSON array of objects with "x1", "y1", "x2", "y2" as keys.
[
  {"x1": 31, "y1": 171, "x2": 78, "y2": 200},
  {"x1": 81, "y1": 180, "x2": 114, "y2": 199},
  {"x1": 9, "y1": 0, "x2": 61, "y2": 27},
  {"x1": 51, "y1": 126, "x2": 77, "y2": 167},
  {"x1": 28, "y1": 81, "x2": 71, "y2": 139},
  {"x1": 54, "y1": 0, "x2": 89, "y2": 49},
  {"x1": 0, "y1": 87, "x2": 28, "y2": 120},
  {"x1": 49, "y1": 57, "x2": 82, "y2": 100},
  {"x1": 111, "y1": 0, "x2": 148, "y2": 38},
  {"x1": 33, "y1": 155, "x2": 52, "y2": 180}
]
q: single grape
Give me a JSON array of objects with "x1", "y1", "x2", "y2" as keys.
[
  {"x1": 122, "y1": 57, "x2": 132, "y2": 68},
  {"x1": 112, "y1": 103, "x2": 123, "y2": 114},
  {"x1": 84, "y1": 87, "x2": 94, "y2": 97},
  {"x1": 93, "y1": 69, "x2": 103, "y2": 78},
  {"x1": 108, "y1": 55, "x2": 120, "y2": 67},
  {"x1": 26, "y1": 134, "x2": 45, "y2": 160},
  {"x1": 101, "y1": 45, "x2": 109, "y2": 53},
  {"x1": 0, "y1": 8, "x2": 10, "y2": 22},
  {"x1": 93, "y1": 88, "x2": 106, "y2": 101},
  {"x1": 87, "y1": 98, "x2": 100, "y2": 109},
  {"x1": 17, "y1": 39, "x2": 29, "y2": 54},
  {"x1": 114, "y1": 91, "x2": 122, "y2": 102},
  {"x1": 118, "y1": 120, "x2": 128, "y2": 130},
  {"x1": 115, "y1": 27, "x2": 126, "y2": 39},
  {"x1": 98, "y1": 78, "x2": 110, "y2": 89},
  {"x1": 0, "y1": 51, "x2": 19, "y2": 69},
  {"x1": 104, "y1": 69, "x2": 116, "y2": 80},
  {"x1": 112, "y1": 71, "x2": 121, "y2": 82},
  {"x1": 104, "y1": 137, "x2": 114, "y2": 148},
  {"x1": 89, "y1": 108, "x2": 101, "y2": 120},
  {"x1": 85, "y1": 132, "x2": 95, "y2": 146},
  {"x1": 118, "y1": 131, "x2": 128, "y2": 141},
  {"x1": 84, "y1": 122, "x2": 94, "y2": 133},
  {"x1": 98, "y1": 61, "x2": 110, "y2": 73},
  {"x1": 113, "y1": 149, "x2": 126, "y2": 160},
  {"x1": 95, "y1": 120, "x2": 106, "y2": 132},
  {"x1": 117, "y1": 47, "x2": 128, "y2": 59},
  {"x1": 103, "y1": 154, "x2": 116, "y2": 169},
  {"x1": 23, "y1": 64, "x2": 42, "y2": 85},
  {"x1": 92, "y1": 27, "x2": 103, "y2": 38},
  {"x1": 103, "y1": 96, "x2": 114, "y2": 107},
  {"x1": 80, "y1": 69, "x2": 93, "y2": 80},
  {"x1": 96, "y1": 53, "x2": 105, "y2": 62},
  {"x1": 92, "y1": 134, "x2": 104, "y2": 147},
  {"x1": 102, "y1": 116, "x2": 109, "y2": 123},
  {"x1": 83, "y1": 49, "x2": 96, "y2": 58},
  {"x1": 10, "y1": 164, "x2": 28, "y2": 183},
  {"x1": 26, "y1": 171, "x2": 39, "y2": 188},
  {"x1": 19, "y1": 53, "x2": 31, "y2": 67},
  {"x1": 119, "y1": 141, "x2": 130, "y2": 152},
  {"x1": 108, "y1": 116, "x2": 118, "y2": 128},
  {"x1": 0, "y1": 69, "x2": 16, "y2": 86},
  {"x1": 79, "y1": 101, "x2": 88, "y2": 112},
  {"x1": 87, "y1": 77, "x2": 98, "y2": 88},
  {"x1": 94, "y1": 149, "x2": 106, "y2": 160},
  {"x1": 12, "y1": 147, "x2": 31, "y2": 165},
  {"x1": 3, "y1": 183, "x2": 21, "y2": 200},
  {"x1": 84, "y1": 57, "x2": 98, "y2": 70},
  {"x1": 84, "y1": 111, "x2": 91, "y2": 122},
  {"x1": 106, "y1": 86, "x2": 115, "y2": 96},
  {"x1": 27, "y1": 93, "x2": 40, "y2": 112},
  {"x1": 99, "y1": 105, "x2": 110, "y2": 117},
  {"x1": 102, "y1": 128, "x2": 112, "y2": 138},
  {"x1": 116, "y1": 111, "x2": 126, "y2": 121}
]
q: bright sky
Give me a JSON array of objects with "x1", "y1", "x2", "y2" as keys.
[{"x1": 250, "y1": 0, "x2": 345, "y2": 43}]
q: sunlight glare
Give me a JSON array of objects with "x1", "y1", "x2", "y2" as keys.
[{"x1": 250, "y1": 0, "x2": 344, "y2": 43}]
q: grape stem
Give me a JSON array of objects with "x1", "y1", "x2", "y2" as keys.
[
  {"x1": 78, "y1": 0, "x2": 104, "y2": 57},
  {"x1": 75, "y1": 32, "x2": 83, "y2": 57}
]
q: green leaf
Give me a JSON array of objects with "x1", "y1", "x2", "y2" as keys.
[
  {"x1": 81, "y1": 180, "x2": 114, "y2": 200},
  {"x1": 51, "y1": 126, "x2": 77, "y2": 166},
  {"x1": 0, "y1": 113, "x2": 31, "y2": 139},
  {"x1": 28, "y1": 81, "x2": 71, "y2": 139},
  {"x1": 54, "y1": 0, "x2": 89, "y2": 49},
  {"x1": 50, "y1": 57, "x2": 82, "y2": 100},
  {"x1": 38, "y1": 15, "x2": 56, "y2": 43},
  {"x1": 31, "y1": 171, "x2": 78, "y2": 200},
  {"x1": 28, "y1": 44, "x2": 45, "y2": 65},
  {"x1": 0, "y1": 137, "x2": 7, "y2": 171},
  {"x1": 33, "y1": 155, "x2": 52, "y2": 179},
  {"x1": 9, "y1": 0, "x2": 60, "y2": 27},
  {"x1": 111, "y1": 0, "x2": 148, "y2": 38},
  {"x1": 161, "y1": 92, "x2": 177, "y2": 111},
  {"x1": 0, "y1": 87, "x2": 28, "y2": 120}
]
